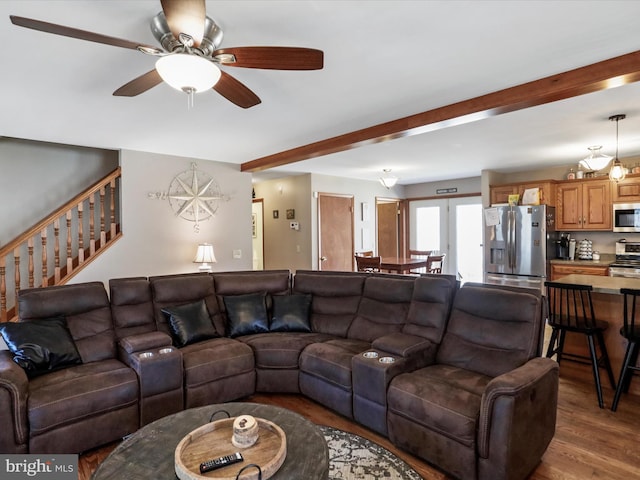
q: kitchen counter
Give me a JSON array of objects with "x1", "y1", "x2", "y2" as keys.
[
  {"x1": 550, "y1": 253, "x2": 616, "y2": 267},
  {"x1": 554, "y1": 273, "x2": 640, "y2": 294}
]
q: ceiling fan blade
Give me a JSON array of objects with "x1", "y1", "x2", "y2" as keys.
[
  {"x1": 10, "y1": 15, "x2": 157, "y2": 51},
  {"x1": 160, "y1": 0, "x2": 205, "y2": 46},
  {"x1": 113, "y1": 70, "x2": 163, "y2": 97},
  {"x1": 213, "y1": 71, "x2": 261, "y2": 109},
  {"x1": 213, "y1": 47, "x2": 324, "y2": 70}
]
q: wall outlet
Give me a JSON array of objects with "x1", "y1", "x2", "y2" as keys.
[{"x1": 232, "y1": 249, "x2": 242, "y2": 259}]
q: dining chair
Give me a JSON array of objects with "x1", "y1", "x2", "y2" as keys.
[
  {"x1": 426, "y1": 254, "x2": 445, "y2": 274},
  {"x1": 544, "y1": 281, "x2": 616, "y2": 408},
  {"x1": 355, "y1": 255, "x2": 381, "y2": 273},
  {"x1": 408, "y1": 249, "x2": 432, "y2": 274},
  {"x1": 611, "y1": 288, "x2": 640, "y2": 412}
]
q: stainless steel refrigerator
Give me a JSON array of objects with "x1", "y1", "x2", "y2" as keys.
[{"x1": 483, "y1": 205, "x2": 557, "y2": 292}]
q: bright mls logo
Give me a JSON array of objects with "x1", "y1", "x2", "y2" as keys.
[{"x1": 0, "y1": 455, "x2": 77, "y2": 479}]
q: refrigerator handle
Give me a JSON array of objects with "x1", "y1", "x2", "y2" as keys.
[{"x1": 508, "y1": 209, "x2": 516, "y2": 269}]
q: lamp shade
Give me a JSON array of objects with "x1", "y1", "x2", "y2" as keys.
[
  {"x1": 379, "y1": 169, "x2": 398, "y2": 189},
  {"x1": 156, "y1": 54, "x2": 221, "y2": 93},
  {"x1": 194, "y1": 243, "x2": 217, "y2": 264},
  {"x1": 579, "y1": 146, "x2": 612, "y2": 171}
]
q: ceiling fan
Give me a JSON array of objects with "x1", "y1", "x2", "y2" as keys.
[{"x1": 10, "y1": 0, "x2": 324, "y2": 108}]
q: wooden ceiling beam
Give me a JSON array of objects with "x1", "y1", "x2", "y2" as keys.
[{"x1": 241, "y1": 49, "x2": 640, "y2": 173}]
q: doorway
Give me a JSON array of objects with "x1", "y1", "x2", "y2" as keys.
[
  {"x1": 252, "y1": 199, "x2": 264, "y2": 270},
  {"x1": 408, "y1": 196, "x2": 483, "y2": 282},
  {"x1": 318, "y1": 193, "x2": 354, "y2": 271},
  {"x1": 376, "y1": 198, "x2": 407, "y2": 257}
]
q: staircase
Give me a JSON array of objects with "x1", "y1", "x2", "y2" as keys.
[{"x1": 0, "y1": 167, "x2": 122, "y2": 322}]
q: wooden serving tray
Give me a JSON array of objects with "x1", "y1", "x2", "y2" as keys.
[{"x1": 175, "y1": 417, "x2": 286, "y2": 480}]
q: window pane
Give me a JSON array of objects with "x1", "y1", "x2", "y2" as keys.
[{"x1": 416, "y1": 207, "x2": 440, "y2": 251}]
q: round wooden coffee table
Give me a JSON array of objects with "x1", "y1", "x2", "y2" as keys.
[{"x1": 91, "y1": 403, "x2": 329, "y2": 480}]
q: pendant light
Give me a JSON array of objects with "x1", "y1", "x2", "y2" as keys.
[
  {"x1": 379, "y1": 169, "x2": 398, "y2": 189},
  {"x1": 608, "y1": 114, "x2": 626, "y2": 182}
]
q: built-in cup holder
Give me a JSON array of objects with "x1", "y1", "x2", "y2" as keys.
[
  {"x1": 362, "y1": 351, "x2": 379, "y2": 359},
  {"x1": 159, "y1": 348, "x2": 173, "y2": 354},
  {"x1": 379, "y1": 356, "x2": 395, "y2": 364},
  {"x1": 139, "y1": 352, "x2": 154, "y2": 359}
]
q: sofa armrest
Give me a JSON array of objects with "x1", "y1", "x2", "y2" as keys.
[
  {"x1": 119, "y1": 332, "x2": 173, "y2": 355},
  {"x1": 372, "y1": 332, "x2": 438, "y2": 368},
  {"x1": 0, "y1": 351, "x2": 29, "y2": 451},
  {"x1": 477, "y1": 357, "x2": 559, "y2": 480}
]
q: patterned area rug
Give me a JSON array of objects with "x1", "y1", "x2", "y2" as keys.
[{"x1": 320, "y1": 425, "x2": 423, "y2": 480}]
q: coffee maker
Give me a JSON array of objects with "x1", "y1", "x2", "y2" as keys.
[{"x1": 556, "y1": 233, "x2": 571, "y2": 260}]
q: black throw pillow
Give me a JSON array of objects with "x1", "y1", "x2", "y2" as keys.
[
  {"x1": 162, "y1": 299, "x2": 218, "y2": 347},
  {"x1": 270, "y1": 294, "x2": 312, "y2": 333},
  {"x1": 224, "y1": 292, "x2": 269, "y2": 338},
  {"x1": 0, "y1": 317, "x2": 82, "y2": 377}
]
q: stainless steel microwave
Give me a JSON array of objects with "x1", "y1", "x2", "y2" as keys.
[{"x1": 613, "y1": 203, "x2": 640, "y2": 232}]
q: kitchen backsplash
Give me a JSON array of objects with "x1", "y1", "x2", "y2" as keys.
[{"x1": 560, "y1": 231, "x2": 640, "y2": 254}]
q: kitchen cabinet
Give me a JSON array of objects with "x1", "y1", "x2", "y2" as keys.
[
  {"x1": 490, "y1": 180, "x2": 556, "y2": 206},
  {"x1": 551, "y1": 264, "x2": 609, "y2": 280},
  {"x1": 613, "y1": 174, "x2": 640, "y2": 203},
  {"x1": 556, "y1": 179, "x2": 612, "y2": 230}
]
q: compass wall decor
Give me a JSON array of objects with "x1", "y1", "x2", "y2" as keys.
[{"x1": 149, "y1": 162, "x2": 227, "y2": 233}]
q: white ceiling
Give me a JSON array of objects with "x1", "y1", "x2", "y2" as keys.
[{"x1": 2, "y1": 1, "x2": 640, "y2": 185}]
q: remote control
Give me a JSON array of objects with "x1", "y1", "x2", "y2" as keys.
[{"x1": 199, "y1": 452, "x2": 244, "y2": 473}]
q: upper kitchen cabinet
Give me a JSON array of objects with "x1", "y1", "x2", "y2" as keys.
[
  {"x1": 556, "y1": 178, "x2": 612, "y2": 230},
  {"x1": 613, "y1": 174, "x2": 640, "y2": 203},
  {"x1": 490, "y1": 180, "x2": 556, "y2": 206}
]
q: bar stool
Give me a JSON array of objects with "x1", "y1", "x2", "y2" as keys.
[
  {"x1": 544, "y1": 281, "x2": 616, "y2": 408},
  {"x1": 611, "y1": 288, "x2": 640, "y2": 412}
]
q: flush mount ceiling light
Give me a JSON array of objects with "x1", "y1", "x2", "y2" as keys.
[
  {"x1": 579, "y1": 145, "x2": 612, "y2": 171},
  {"x1": 608, "y1": 114, "x2": 627, "y2": 182},
  {"x1": 379, "y1": 169, "x2": 398, "y2": 189}
]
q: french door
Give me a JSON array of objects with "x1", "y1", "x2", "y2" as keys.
[{"x1": 408, "y1": 196, "x2": 483, "y2": 283}]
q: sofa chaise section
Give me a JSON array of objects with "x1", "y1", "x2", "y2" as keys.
[
  {"x1": 1, "y1": 282, "x2": 139, "y2": 454},
  {"x1": 387, "y1": 283, "x2": 559, "y2": 480}
]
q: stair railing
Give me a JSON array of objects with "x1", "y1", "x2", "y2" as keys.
[{"x1": 0, "y1": 167, "x2": 121, "y2": 322}]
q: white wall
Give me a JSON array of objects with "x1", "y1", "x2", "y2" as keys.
[
  {"x1": 71, "y1": 150, "x2": 253, "y2": 287},
  {"x1": 404, "y1": 176, "x2": 481, "y2": 199},
  {"x1": 0, "y1": 137, "x2": 118, "y2": 245}
]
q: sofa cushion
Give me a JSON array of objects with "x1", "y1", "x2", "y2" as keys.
[
  {"x1": 436, "y1": 284, "x2": 542, "y2": 377},
  {"x1": 0, "y1": 317, "x2": 82, "y2": 377},
  {"x1": 17, "y1": 282, "x2": 116, "y2": 363},
  {"x1": 388, "y1": 364, "x2": 492, "y2": 448},
  {"x1": 299, "y1": 338, "x2": 370, "y2": 389},
  {"x1": 270, "y1": 294, "x2": 312, "y2": 333},
  {"x1": 347, "y1": 276, "x2": 414, "y2": 342},
  {"x1": 224, "y1": 293, "x2": 270, "y2": 338},
  {"x1": 240, "y1": 332, "x2": 333, "y2": 369},
  {"x1": 162, "y1": 300, "x2": 218, "y2": 347},
  {"x1": 27, "y1": 359, "x2": 138, "y2": 437},
  {"x1": 179, "y1": 337, "x2": 255, "y2": 388}
]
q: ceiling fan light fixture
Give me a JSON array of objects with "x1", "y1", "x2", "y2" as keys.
[
  {"x1": 379, "y1": 169, "x2": 398, "y2": 189},
  {"x1": 156, "y1": 54, "x2": 221, "y2": 93},
  {"x1": 579, "y1": 145, "x2": 612, "y2": 171}
]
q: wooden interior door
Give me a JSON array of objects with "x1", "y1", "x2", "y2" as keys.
[
  {"x1": 318, "y1": 193, "x2": 354, "y2": 271},
  {"x1": 377, "y1": 200, "x2": 400, "y2": 257}
]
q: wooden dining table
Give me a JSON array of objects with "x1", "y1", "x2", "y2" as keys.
[{"x1": 380, "y1": 256, "x2": 428, "y2": 274}]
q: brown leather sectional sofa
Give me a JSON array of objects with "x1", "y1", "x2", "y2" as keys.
[{"x1": 0, "y1": 269, "x2": 559, "y2": 480}]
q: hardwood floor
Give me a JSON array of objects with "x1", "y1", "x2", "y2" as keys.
[{"x1": 78, "y1": 373, "x2": 640, "y2": 480}]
